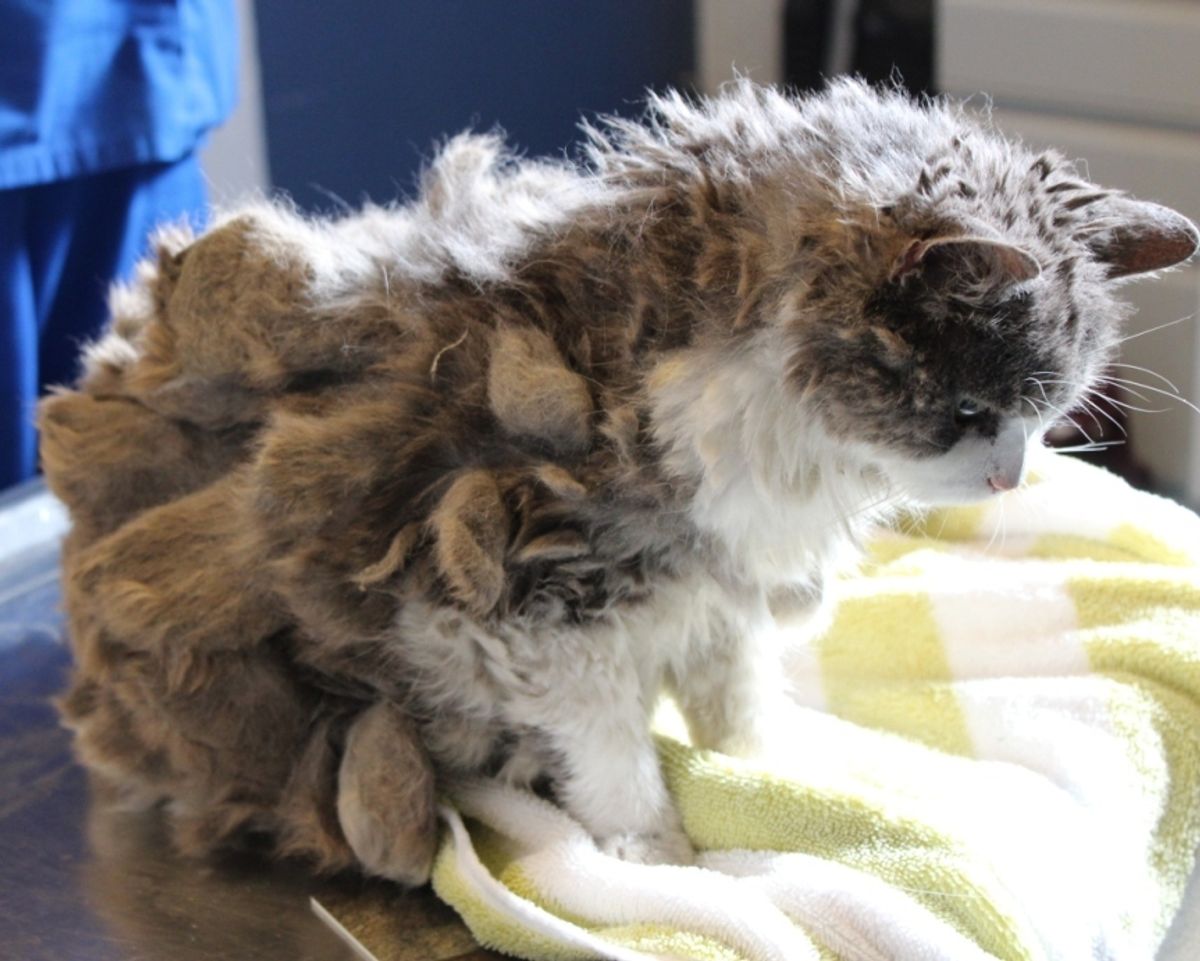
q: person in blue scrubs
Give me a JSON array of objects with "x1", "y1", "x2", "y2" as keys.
[{"x1": 0, "y1": 0, "x2": 238, "y2": 488}]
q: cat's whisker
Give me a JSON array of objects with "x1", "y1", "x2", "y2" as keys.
[
  {"x1": 1023, "y1": 378, "x2": 1063, "y2": 434},
  {"x1": 1028, "y1": 370, "x2": 1186, "y2": 427},
  {"x1": 1068, "y1": 396, "x2": 1106, "y2": 436},
  {"x1": 1116, "y1": 312, "x2": 1195, "y2": 346},
  {"x1": 1075, "y1": 392, "x2": 1127, "y2": 438},
  {"x1": 1030, "y1": 377, "x2": 1122, "y2": 435},
  {"x1": 1101, "y1": 394, "x2": 1169, "y2": 416},
  {"x1": 834, "y1": 482, "x2": 900, "y2": 527},
  {"x1": 1024, "y1": 376, "x2": 1053, "y2": 408},
  {"x1": 1098, "y1": 376, "x2": 1200, "y2": 417},
  {"x1": 1021, "y1": 396, "x2": 1047, "y2": 433},
  {"x1": 1029, "y1": 377, "x2": 1079, "y2": 392},
  {"x1": 927, "y1": 503, "x2": 954, "y2": 543},
  {"x1": 1040, "y1": 396, "x2": 1098, "y2": 446},
  {"x1": 984, "y1": 495, "x2": 1006, "y2": 553},
  {"x1": 1106, "y1": 361, "x2": 1180, "y2": 395},
  {"x1": 1052, "y1": 440, "x2": 1126, "y2": 453},
  {"x1": 1092, "y1": 375, "x2": 1156, "y2": 405}
]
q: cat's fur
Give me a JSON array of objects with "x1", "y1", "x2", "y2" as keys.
[{"x1": 41, "y1": 80, "x2": 1198, "y2": 879}]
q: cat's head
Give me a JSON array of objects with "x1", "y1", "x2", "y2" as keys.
[
  {"x1": 623, "y1": 82, "x2": 1197, "y2": 513},
  {"x1": 786, "y1": 186, "x2": 1196, "y2": 506},
  {"x1": 740, "y1": 90, "x2": 1200, "y2": 506}
]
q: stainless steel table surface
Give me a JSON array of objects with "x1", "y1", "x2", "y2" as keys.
[{"x1": 0, "y1": 483, "x2": 496, "y2": 961}]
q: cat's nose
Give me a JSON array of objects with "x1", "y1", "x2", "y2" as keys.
[
  {"x1": 987, "y1": 420, "x2": 1027, "y2": 493},
  {"x1": 987, "y1": 471, "x2": 1019, "y2": 493}
]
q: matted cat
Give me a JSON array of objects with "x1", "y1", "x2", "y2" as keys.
[{"x1": 40, "y1": 79, "x2": 1198, "y2": 882}]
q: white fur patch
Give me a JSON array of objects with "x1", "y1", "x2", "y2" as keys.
[{"x1": 647, "y1": 329, "x2": 900, "y2": 587}]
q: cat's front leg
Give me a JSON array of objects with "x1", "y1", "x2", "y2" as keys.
[
  {"x1": 555, "y1": 708, "x2": 694, "y2": 865},
  {"x1": 670, "y1": 591, "x2": 812, "y2": 761},
  {"x1": 517, "y1": 648, "x2": 693, "y2": 865}
]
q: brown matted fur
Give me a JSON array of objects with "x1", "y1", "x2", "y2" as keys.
[{"x1": 40, "y1": 79, "x2": 1197, "y2": 881}]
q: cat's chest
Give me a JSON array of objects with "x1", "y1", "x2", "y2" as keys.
[
  {"x1": 688, "y1": 464, "x2": 872, "y2": 591},
  {"x1": 645, "y1": 340, "x2": 884, "y2": 591}
]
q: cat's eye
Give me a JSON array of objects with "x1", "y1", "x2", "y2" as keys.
[{"x1": 954, "y1": 398, "x2": 985, "y2": 424}]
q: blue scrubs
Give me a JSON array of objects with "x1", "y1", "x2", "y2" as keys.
[{"x1": 0, "y1": 0, "x2": 237, "y2": 488}]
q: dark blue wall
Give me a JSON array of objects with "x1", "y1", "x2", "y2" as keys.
[{"x1": 255, "y1": 1, "x2": 695, "y2": 211}]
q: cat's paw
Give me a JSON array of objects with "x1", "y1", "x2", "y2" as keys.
[
  {"x1": 713, "y1": 701, "x2": 803, "y2": 764},
  {"x1": 716, "y1": 729, "x2": 792, "y2": 764},
  {"x1": 598, "y1": 827, "x2": 695, "y2": 866}
]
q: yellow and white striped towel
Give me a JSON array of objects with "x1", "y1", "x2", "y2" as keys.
[{"x1": 428, "y1": 449, "x2": 1200, "y2": 961}]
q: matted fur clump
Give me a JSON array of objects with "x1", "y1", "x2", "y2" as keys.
[{"x1": 40, "y1": 80, "x2": 1197, "y2": 881}]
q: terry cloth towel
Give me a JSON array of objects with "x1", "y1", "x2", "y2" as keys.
[{"x1": 426, "y1": 449, "x2": 1200, "y2": 961}]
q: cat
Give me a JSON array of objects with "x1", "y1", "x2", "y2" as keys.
[{"x1": 40, "y1": 79, "x2": 1198, "y2": 881}]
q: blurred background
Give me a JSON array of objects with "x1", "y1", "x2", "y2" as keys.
[{"x1": 5, "y1": 0, "x2": 1200, "y2": 507}]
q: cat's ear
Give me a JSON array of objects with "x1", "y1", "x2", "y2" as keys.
[
  {"x1": 1081, "y1": 196, "x2": 1199, "y2": 280},
  {"x1": 891, "y1": 236, "x2": 1041, "y2": 292}
]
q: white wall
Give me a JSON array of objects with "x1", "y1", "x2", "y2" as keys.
[
  {"x1": 200, "y1": 0, "x2": 270, "y2": 205},
  {"x1": 695, "y1": 0, "x2": 785, "y2": 94}
]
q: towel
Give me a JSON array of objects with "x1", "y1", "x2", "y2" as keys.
[{"x1": 420, "y1": 449, "x2": 1200, "y2": 961}]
